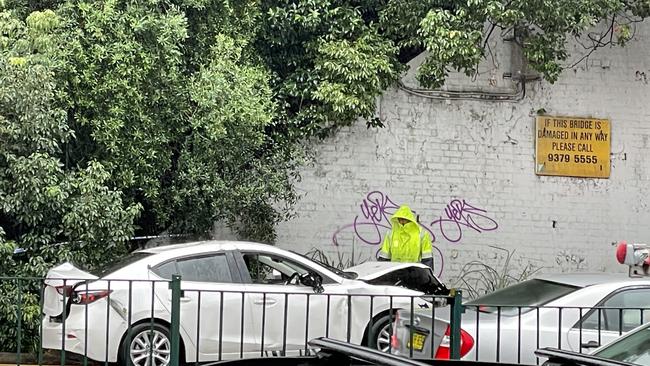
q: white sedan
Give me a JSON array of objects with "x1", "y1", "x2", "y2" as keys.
[
  {"x1": 393, "y1": 272, "x2": 650, "y2": 364},
  {"x1": 41, "y1": 241, "x2": 448, "y2": 366}
]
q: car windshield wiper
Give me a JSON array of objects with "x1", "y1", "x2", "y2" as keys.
[
  {"x1": 312, "y1": 259, "x2": 358, "y2": 279},
  {"x1": 290, "y1": 251, "x2": 358, "y2": 279}
]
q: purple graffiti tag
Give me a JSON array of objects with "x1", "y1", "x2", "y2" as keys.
[
  {"x1": 332, "y1": 191, "x2": 400, "y2": 246},
  {"x1": 333, "y1": 191, "x2": 444, "y2": 277},
  {"x1": 431, "y1": 199, "x2": 498, "y2": 243}
]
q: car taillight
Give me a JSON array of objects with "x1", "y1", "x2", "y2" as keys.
[
  {"x1": 55, "y1": 285, "x2": 74, "y2": 296},
  {"x1": 434, "y1": 325, "x2": 474, "y2": 359},
  {"x1": 72, "y1": 290, "x2": 112, "y2": 305}
]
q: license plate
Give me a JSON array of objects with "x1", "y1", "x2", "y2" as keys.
[{"x1": 407, "y1": 332, "x2": 427, "y2": 352}]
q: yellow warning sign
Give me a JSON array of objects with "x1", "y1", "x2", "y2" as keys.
[{"x1": 535, "y1": 116, "x2": 611, "y2": 178}]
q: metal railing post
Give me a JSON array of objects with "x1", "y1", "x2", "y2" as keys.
[
  {"x1": 449, "y1": 289, "x2": 463, "y2": 360},
  {"x1": 169, "y1": 275, "x2": 182, "y2": 366},
  {"x1": 16, "y1": 278, "x2": 22, "y2": 366}
]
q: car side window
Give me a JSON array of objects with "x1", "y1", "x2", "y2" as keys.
[
  {"x1": 243, "y1": 254, "x2": 310, "y2": 285},
  {"x1": 153, "y1": 261, "x2": 178, "y2": 279},
  {"x1": 175, "y1": 254, "x2": 233, "y2": 283},
  {"x1": 580, "y1": 288, "x2": 650, "y2": 332}
]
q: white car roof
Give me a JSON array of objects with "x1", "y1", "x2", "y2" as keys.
[
  {"x1": 134, "y1": 240, "x2": 345, "y2": 281},
  {"x1": 137, "y1": 240, "x2": 276, "y2": 255},
  {"x1": 537, "y1": 272, "x2": 650, "y2": 288}
]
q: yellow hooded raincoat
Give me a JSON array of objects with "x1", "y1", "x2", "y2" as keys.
[{"x1": 378, "y1": 205, "x2": 433, "y2": 264}]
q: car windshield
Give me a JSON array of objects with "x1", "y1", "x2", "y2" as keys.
[
  {"x1": 465, "y1": 279, "x2": 579, "y2": 316},
  {"x1": 594, "y1": 324, "x2": 650, "y2": 366},
  {"x1": 290, "y1": 251, "x2": 358, "y2": 280},
  {"x1": 92, "y1": 252, "x2": 153, "y2": 277}
]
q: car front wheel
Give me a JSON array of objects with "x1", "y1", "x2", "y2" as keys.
[
  {"x1": 120, "y1": 323, "x2": 171, "y2": 366},
  {"x1": 368, "y1": 314, "x2": 393, "y2": 352}
]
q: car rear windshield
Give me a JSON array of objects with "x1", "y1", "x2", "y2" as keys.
[
  {"x1": 465, "y1": 279, "x2": 579, "y2": 315},
  {"x1": 93, "y1": 252, "x2": 153, "y2": 277}
]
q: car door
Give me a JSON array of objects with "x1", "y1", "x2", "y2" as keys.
[
  {"x1": 152, "y1": 251, "x2": 258, "y2": 361},
  {"x1": 567, "y1": 287, "x2": 650, "y2": 353},
  {"x1": 235, "y1": 251, "x2": 346, "y2": 356}
]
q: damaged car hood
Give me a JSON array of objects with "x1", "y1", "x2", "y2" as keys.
[
  {"x1": 345, "y1": 261, "x2": 430, "y2": 280},
  {"x1": 344, "y1": 261, "x2": 449, "y2": 295}
]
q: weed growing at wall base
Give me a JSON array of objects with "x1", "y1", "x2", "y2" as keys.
[{"x1": 451, "y1": 246, "x2": 541, "y2": 300}]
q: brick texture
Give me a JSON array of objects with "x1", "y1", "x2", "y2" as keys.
[{"x1": 265, "y1": 23, "x2": 650, "y2": 285}]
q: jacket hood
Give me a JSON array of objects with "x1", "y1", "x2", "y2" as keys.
[{"x1": 390, "y1": 205, "x2": 417, "y2": 226}]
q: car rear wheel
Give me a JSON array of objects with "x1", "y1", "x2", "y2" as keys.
[
  {"x1": 368, "y1": 314, "x2": 393, "y2": 352},
  {"x1": 120, "y1": 323, "x2": 171, "y2": 366}
]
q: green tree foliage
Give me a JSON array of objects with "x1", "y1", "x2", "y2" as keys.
[
  {"x1": 0, "y1": 8, "x2": 140, "y2": 269},
  {"x1": 258, "y1": 0, "x2": 403, "y2": 137},
  {"x1": 0, "y1": 1, "x2": 291, "y2": 351},
  {"x1": 414, "y1": 0, "x2": 650, "y2": 87},
  {"x1": 0, "y1": 9, "x2": 140, "y2": 350}
]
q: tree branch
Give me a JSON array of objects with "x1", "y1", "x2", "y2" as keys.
[
  {"x1": 567, "y1": 16, "x2": 616, "y2": 69},
  {"x1": 482, "y1": 21, "x2": 498, "y2": 51}
]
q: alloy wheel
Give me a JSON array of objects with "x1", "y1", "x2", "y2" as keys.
[
  {"x1": 129, "y1": 329, "x2": 171, "y2": 366},
  {"x1": 376, "y1": 323, "x2": 392, "y2": 352}
]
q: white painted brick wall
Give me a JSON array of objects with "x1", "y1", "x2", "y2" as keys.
[{"x1": 269, "y1": 21, "x2": 650, "y2": 285}]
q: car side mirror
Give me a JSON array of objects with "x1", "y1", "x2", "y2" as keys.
[{"x1": 300, "y1": 273, "x2": 324, "y2": 293}]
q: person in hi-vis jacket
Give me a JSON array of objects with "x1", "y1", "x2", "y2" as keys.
[{"x1": 377, "y1": 205, "x2": 434, "y2": 269}]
